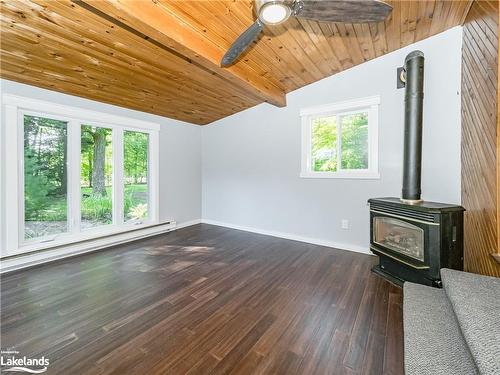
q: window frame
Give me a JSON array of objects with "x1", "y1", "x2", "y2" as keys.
[
  {"x1": 3, "y1": 94, "x2": 160, "y2": 257},
  {"x1": 300, "y1": 96, "x2": 380, "y2": 179}
]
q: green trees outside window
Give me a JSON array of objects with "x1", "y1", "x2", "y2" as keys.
[
  {"x1": 81, "y1": 125, "x2": 113, "y2": 229},
  {"x1": 24, "y1": 115, "x2": 68, "y2": 239},
  {"x1": 124, "y1": 131, "x2": 149, "y2": 222},
  {"x1": 312, "y1": 116, "x2": 337, "y2": 172},
  {"x1": 23, "y1": 114, "x2": 151, "y2": 240},
  {"x1": 340, "y1": 113, "x2": 369, "y2": 170},
  {"x1": 311, "y1": 112, "x2": 369, "y2": 173}
]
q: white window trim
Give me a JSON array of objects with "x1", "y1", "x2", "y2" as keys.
[
  {"x1": 2, "y1": 94, "x2": 160, "y2": 257},
  {"x1": 3, "y1": 95, "x2": 161, "y2": 131},
  {"x1": 300, "y1": 95, "x2": 380, "y2": 179}
]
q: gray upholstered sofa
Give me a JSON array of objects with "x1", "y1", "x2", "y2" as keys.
[{"x1": 403, "y1": 268, "x2": 500, "y2": 375}]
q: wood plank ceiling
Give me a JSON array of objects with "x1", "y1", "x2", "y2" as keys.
[{"x1": 1, "y1": 0, "x2": 473, "y2": 125}]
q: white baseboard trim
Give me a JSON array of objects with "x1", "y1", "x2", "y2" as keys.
[
  {"x1": 0, "y1": 219, "x2": 202, "y2": 274},
  {"x1": 201, "y1": 219, "x2": 372, "y2": 256},
  {"x1": 175, "y1": 218, "x2": 202, "y2": 229}
]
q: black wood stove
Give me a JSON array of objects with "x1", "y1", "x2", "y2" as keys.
[
  {"x1": 369, "y1": 198, "x2": 464, "y2": 286},
  {"x1": 369, "y1": 51, "x2": 464, "y2": 287}
]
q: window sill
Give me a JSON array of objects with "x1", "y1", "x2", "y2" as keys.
[
  {"x1": 300, "y1": 171, "x2": 381, "y2": 179},
  {"x1": 6, "y1": 220, "x2": 166, "y2": 258}
]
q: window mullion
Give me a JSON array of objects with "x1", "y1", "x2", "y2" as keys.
[
  {"x1": 336, "y1": 114, "x2": 342, "y2": 172},
  {"x1": 149, "y1": 130, "x2": 159, "y2": 223},
  {"x1": 113, "y1": 128, "x2": 124, "y2": 226},
  {"x1": 5, "y1": 105, "x2": 19, "y2": 255},
  {"x1": 68, "y1": 121, "x2": 81, "y2": 234},
  {"x1": 308, "y1": 117, "x2": 313, "y2": 172}
]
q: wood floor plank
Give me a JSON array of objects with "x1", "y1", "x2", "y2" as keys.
[
  {"x1": 0, "y1": 224, "x2": 404, "y2": 374},
  {"x1": 383, "y1": 289, "x2": 405, "y2": 375}
]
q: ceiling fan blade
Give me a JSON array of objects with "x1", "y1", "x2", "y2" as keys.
[
  {"x1": 295, "y1": 0, "x2": 392, "y2": 23},
  {"x1": 221, "y1": 20, "x2": 264, "y2": 67}
]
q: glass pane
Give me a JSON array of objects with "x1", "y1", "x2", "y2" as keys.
[
  {"x1": 340, "y1": 112, "x2": 369, "y2": 170},
  {"x1": 373, "y1": 217, "x2": 424, "y2": 262},
  {"x1": 24, "y1": 115, "x2": 68, "y2": 240},
  {"x1": 311, "y1": 116, "x2": 337, "y2": 172},
  {"x1": 81, "y1": 125, "x2": 113, "y2": 229},
  {"x1": 124, "y1": 131, "x2": 149, "y2": 222}
]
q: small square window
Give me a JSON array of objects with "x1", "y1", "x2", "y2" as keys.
[{"x1": 301, "y1": 96, "x2": 380, "y2": 179}]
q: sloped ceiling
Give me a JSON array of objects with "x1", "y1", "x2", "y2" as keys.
[{"x1": 0, "y1": 0, "x2": 473, "y2": 124}]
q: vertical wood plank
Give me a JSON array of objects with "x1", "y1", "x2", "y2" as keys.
[
  {"x1": 497, "y1": 0, "x2": 500, "y2": 258},
  {"x1": 461, "y1": 0, "x2": 500, "y2": 276}
]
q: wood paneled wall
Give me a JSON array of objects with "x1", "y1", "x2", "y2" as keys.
[
  {"x1": 497, "y1": 0, "x2": 500, "y2": 264},
  {"x1": 461, "y1": 0, "x2": 500, "y2": 276},
  {"x1": 498, "y1": 0, "x2": 500, "y2": 266}
]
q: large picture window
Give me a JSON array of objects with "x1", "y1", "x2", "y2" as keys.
[
  {"x1": 301, "y1": 96, "x2": 379, "y2": 179},
  {"x1": 2, "y1": 95, "x2": 159, "y2": 256}
]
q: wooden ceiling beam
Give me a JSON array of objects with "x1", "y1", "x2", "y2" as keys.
[{"x1": 76, "y1": 0, "x2": 286, "y2": 108}]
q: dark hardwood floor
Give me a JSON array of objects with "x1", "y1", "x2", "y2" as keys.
[{"x1": 0, "y1": 224, "x2": 404, "y2": 375}]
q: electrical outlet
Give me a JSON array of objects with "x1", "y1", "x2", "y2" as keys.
[{"x1": 341, "y1": 219, "x2": 349, "y2": 230}]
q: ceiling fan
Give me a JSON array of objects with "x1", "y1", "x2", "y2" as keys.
[{"x1": 221, "y1": 0, "x2": 393, "y2": 67}]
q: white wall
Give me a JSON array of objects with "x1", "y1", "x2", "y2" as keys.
[
  {"x1": 201, "y1": 27, "x2": 463, "y2": 253},
  {"x1": 0, "y1": 26, "x2": 464, "y2": 258},
  {"x1": 0, "y1": 79, "x2": 202, "y2": 233}
]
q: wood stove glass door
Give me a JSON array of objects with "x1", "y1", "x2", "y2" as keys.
[{"x1": 373, "y1": 217, "x2": 425, "y2": 262}]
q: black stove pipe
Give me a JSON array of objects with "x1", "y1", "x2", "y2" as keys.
[{"x1": 402, "y1": 51, "x2": 425, "y2": 202}]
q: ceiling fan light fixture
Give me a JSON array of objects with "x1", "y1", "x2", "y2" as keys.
[
  {"x1": 221, "y1": 0, "x2": 393, "y2": 66},
  {"x1": 258, "y1": 1, "x2": 291, "y2": 25}
]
